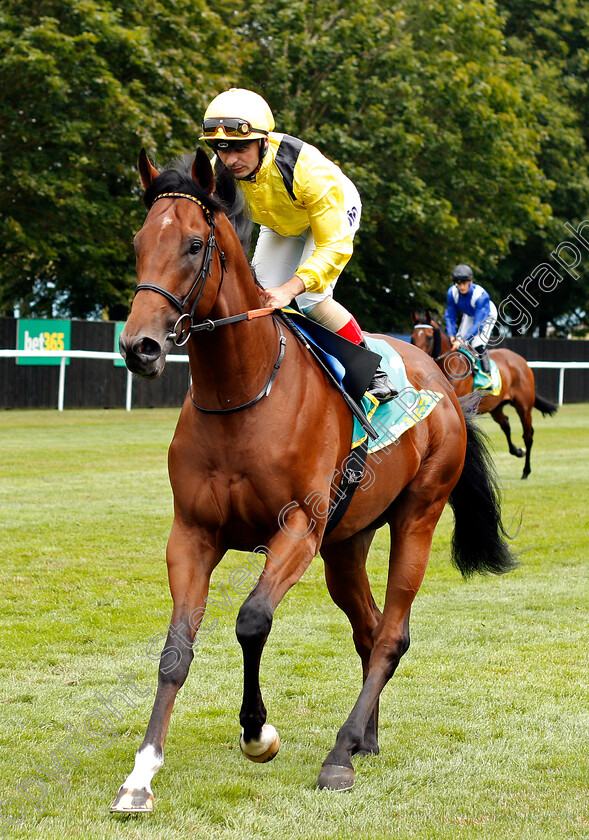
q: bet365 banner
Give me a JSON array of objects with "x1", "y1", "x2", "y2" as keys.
[
  {"x1": 113, "y1": 321, "x2": 127, "y2": 367},
  {"x1": 17, "y1": 319, "x2": 71, "y2": 365}
]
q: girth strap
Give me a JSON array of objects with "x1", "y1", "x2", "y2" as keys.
[{"x1": 323, "y1": 438, "x2": 369, "y2": 537}]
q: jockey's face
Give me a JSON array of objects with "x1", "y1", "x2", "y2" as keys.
[
  {"x1": 216, "y1": 140, "x2": 260, "y2": 179},
  {"x1": 455, "y1": 279, "x2": 472, "y2": 294}
]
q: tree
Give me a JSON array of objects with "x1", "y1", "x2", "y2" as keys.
[
  {"x1": 0, "y1": 0, "x2": 238, "y2": 318},
  {"x1": 236, "y1": 0, "x2": 551, "y2": 331},
  {"x1": 3, "y1": 0, "x2": 588, "y2": 334},
  {"x1": 490, "y1": 0, "x2": 589, "y2": 336}
]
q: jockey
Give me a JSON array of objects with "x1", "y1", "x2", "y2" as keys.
[
  {"x1": 444, "y1": 264, "x2": 498, "y2": 375},
  {"x1": 200, "y1": 88, "x2": 397, "y2": 403}
]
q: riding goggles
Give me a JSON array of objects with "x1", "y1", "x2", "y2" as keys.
[{"x1": 201, "y1": 117, "x2": 269, "y2": 139}]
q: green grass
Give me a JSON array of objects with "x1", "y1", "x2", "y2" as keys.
[{"x1": 0, "y1": 404, "x2": 587, "y2": 839}]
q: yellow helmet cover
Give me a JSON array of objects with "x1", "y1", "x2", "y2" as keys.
[{"x1": 201, "y1": 88, "x2": 275, "y2": 142}]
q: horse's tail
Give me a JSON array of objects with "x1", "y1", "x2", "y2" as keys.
[
  {"x1": 448, "y1": 412, "x2": 518, "y2": 578},
  {"x1": 534, "y1": 392, "x2": 558, "y2": 416}
]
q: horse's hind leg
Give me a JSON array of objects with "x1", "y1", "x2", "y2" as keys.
[
  {"x1": 321, "y1": 529, "x2": 383, "y2": 758},
  {"x1": 490, "y1": 404, "x2": 524, "y2": 458},
  {"x1": 318, "y1": 495, "x2": 444, "y2": 792},
  {"x1": 513, "y1": 401, "x2": 534, "y2": 479}
]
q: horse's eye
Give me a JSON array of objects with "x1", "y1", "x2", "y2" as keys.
[{"x1": 189, "y1": 240, "x2": 203, "y2": 255}]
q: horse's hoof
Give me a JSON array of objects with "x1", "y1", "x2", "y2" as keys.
[
  {"x1": 109, "y1": 786, "x2": 154, "y2": 813},
  {"x1": 317, "y1": 763, "x2": 355, "y2": 791},
  {"x1": 240, "y1": 724, "x2": 280, "y2": 763}
]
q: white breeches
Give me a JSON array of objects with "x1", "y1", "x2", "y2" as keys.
[
  {"x1": 251, "y1": 177, "x2": 361, "y2": 314},
  {"x1": 457, "y1": 302, "x2": 498, "y2": 350}
]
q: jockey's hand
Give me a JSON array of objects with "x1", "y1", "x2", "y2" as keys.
[
  {"x1": 258, "y1": 275, "x2": 305, "y2": 310},
  {"x1": 450, "y1": 337, "x2": 460, "y2": 351}
]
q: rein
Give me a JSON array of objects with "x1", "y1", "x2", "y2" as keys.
[
  {"x1": 413, "y1": 323, "x2": 473, "y2": 368},
  {"x1": 190, "y1": 322, "x2": 286, "y2": 414}
]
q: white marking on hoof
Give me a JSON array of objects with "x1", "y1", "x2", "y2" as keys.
[
  {"x1": 240, "y1": 724, "x2": 280, "y2": 763},
  {"x1": 110, "y1": 786, "x2": 154, "y2": 812},
  {"x1": 110, "y1": 745, "x2": 162, "y2": 813}
]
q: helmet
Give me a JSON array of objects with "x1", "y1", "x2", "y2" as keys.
[
  {"x1": 452, "y1": 264, "x2": 474, "y2": 282},
  {"x1": 200, "y1": 88, "x2": 275, "y2": 143}
]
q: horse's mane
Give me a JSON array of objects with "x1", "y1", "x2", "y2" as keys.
[{"x1": 142, "y1": 153, "x2": 253, "y2": 253}]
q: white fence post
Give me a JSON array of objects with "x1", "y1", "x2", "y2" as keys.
[
  {"x1": 126, "y1": 369, "x2": 133, "y2": 412},
  {"x1": 58, "y1": 357, "x2": 67, "y2": 411},
  {"x1": 558, "y1": 368, "x2": 565, "y2": 407}
]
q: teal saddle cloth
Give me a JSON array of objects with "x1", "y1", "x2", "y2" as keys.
[
  {"x1": 352, "y1": 337, "x2": 445, "y2": 453},
  {"x1": 457, "y1": 347, "x2": 502, "y2": 394}
]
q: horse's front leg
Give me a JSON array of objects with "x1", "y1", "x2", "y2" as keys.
[
  {"x1": 110, "y1": 523, "x2": 220, "y2": 812},
  {"x1": 490, "y1": 405, "x2": 524, "y2": 458},
  {"x1": 236, "y1": 509, "x2": 320, "y2": 764}
]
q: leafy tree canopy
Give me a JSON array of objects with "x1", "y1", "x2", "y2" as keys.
[
  {"x1": 0, "y1": 0, "x2": 237, "y2": 317},
  {"x1": 1, "y1": 0, "x2": 588, "y2": 337},
  {"x1": 490, "y1": 0, "x2": 589, "y2": 336},
  {"x1": 235, "y1": 0, "x2": 581, "y2": 331}
]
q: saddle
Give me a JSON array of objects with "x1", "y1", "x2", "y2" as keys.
[
  {"x1": 278, "y1": 310, "x2": 444, "y2": 535},
  {"x1": 278, "y1": 309, "x2": 381, "y2": 403},
  {"x1": 458, "y1": 347, "x2": 501, "y2": 394}
]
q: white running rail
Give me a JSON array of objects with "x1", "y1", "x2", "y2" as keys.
[{"x1": 0, "y1": 350, "x2": 587, "y2": 410}]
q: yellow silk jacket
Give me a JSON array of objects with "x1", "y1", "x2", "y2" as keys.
[{"x1": 237, "y1": 133, "x2": 356, "y2": 294}]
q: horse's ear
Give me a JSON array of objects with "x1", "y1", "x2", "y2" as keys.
[
  {"x1": 191, "y1": 147, "x2": 215, "y2": 195},
  {"x1": 138, "y1": 148, "x2": 160, "y2": 190},
  {"x1": 410, "y1": 311, "x2": 418, "y2": 324},
  {"x1": 425, "y1": 309, "x2": 432, "y2": 323}
]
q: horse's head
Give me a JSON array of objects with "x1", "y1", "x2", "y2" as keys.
[
  {"x1": 119, "y1": 148, "x2": 226, "y2": 378},
  {"x1": 410, "y1": 311, "x2": 442, "y2": 359}
]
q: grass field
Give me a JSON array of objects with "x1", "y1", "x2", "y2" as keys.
[{"x1": 0, "y1": 403, "x2": 587, "y2": 839}]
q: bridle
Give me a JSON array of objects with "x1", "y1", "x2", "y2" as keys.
[
  {"x1": 412, "y1": 322, "x2": 443, "y2": 360},
  {"x1": 134, "y1": 192, "x2": 227, "y2": 346},
  {"x1": 413, "y1": 321, "x2": 474, "y2": 374},
  {"x1": 132, "y1": 190, "x2": 286, "y2": 414}
]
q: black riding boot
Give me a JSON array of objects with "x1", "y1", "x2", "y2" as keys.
[
  {"x1": 360, "y1": 341, "x2": 398, "y2": 403},
  {"x1": 475, "y1": 347, "x2": 491, "y2": 374},
  {"x1": 367, "y1": 368, "x2": 398, "y2": 403}
]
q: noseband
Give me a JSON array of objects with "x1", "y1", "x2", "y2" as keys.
[{"x1": 133, "y1": 192, "x2": 227, "y2": 346}]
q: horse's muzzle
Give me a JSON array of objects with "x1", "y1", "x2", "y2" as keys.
[{"x1": 119, "y1": 333, "x2": 166, "y2": 378}]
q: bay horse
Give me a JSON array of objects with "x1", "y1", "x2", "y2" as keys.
[
  {"x1": 410, "y1": 312, "x2": 557, "y2": 479},
  {"x1": 112, "y1": 148, "x2": 516, "y2": 812}
]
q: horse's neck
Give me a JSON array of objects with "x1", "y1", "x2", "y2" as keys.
[
  {"x1": 431, "y1": 325, "x2": 453, "y2": 370},
  {"x1": 187, "y1": 226, "x2": 278, "y2": 408}
]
